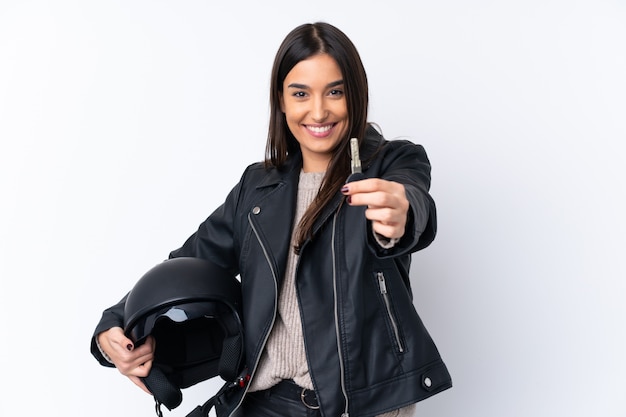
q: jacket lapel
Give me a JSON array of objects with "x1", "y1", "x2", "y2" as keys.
[{"x1": 249, "y1": 156, "x2": 301, "y2": 285}]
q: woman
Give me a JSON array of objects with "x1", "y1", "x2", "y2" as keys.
[{"x1": 92, "y1": 22, "x2": 451, "y2": 417}]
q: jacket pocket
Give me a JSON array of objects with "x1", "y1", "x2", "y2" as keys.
[{"x1": 375, "y1": 271, "x2": 405, "y2": 353}]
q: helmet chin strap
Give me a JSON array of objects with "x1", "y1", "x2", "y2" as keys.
[
  {"x1": 141, "y1": 366, "x2": 183, "y2": 414},
  {"x1": 154, "y1": 398, "x2": 163, "y2": 417}
]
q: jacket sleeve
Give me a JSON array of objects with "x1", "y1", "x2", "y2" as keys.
[
  {"x1": 369, "y1": 140, "x2": 437, "y2": 257},
  {"x1": 90, "y1": 294, "x2": 127, "y2": 367},
  {"x1": 90, "y1": 168, "x2": 248, "y2": 366},
  {"x1": 167, "y1": 169, "x2": 246, "y2": 277}
]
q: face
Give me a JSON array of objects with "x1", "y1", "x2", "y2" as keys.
[{"x1": 281, "y1": 53, "x2": 348, "y2": 172}]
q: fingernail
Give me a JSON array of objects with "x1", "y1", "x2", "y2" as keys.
[
  {"x1": 127, "y1": 344, "x2": 133, "y2": 351},
  {"x1": 347, "y1": 196, "x2": 352, "y2": 204},
  {"x1": 341, "y1": 186, "x2": 349, "y2": 194}
]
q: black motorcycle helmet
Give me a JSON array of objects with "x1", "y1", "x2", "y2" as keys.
[{"x1": 124, "y1": 257, "x2": 244, "y2": 413}]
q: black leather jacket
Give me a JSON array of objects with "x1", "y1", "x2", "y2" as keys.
[{"x1": 92, "y1": 126, "x2": 452, "y2": 417}]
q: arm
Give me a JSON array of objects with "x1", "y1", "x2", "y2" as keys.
[
  {"x1": 90, "y1": 294, "x2": 154, "y2": 393},
  {"x1": 342, "y1": 140, "x2": 436, "y2": 256},
  {"x1": 90, "y1": 168, "x2": 248, "y2": 391},
  {"x1": 90, "y1": 294, "x2": 127, "y2": 367},
  {"x1": 167, "y1": 168, "x2": 246, "y2": 276}
]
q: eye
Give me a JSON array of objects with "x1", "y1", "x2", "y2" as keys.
[
  {"x1": 292, "y1": 91, "x2": 307, "y2": 98},
  {"x1": 329, "y1": 89, "x2": 344, "y2": 97}
]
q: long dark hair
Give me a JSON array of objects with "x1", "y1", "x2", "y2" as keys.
[{"x1": 265, "y1": 22, "x2": 369, "y2": 252}]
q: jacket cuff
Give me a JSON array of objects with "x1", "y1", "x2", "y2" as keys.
[
  {"x1": 91, "y1": 335, "x2": 116, "y2": 368},
  {"x1": 94, "y1": 334, "x2": 114, "y2": 365}
]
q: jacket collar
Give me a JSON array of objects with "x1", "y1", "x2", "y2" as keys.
[
  {"x1": 255, "y1": 151, "x2": 303, "y2": 189},
  {"x1": 253, "y1": 124, "x2": 385, "y2": 241}
]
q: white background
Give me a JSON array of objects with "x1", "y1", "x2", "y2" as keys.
[{"x1": 1, "y1": 1, "x2": 625, "y2": 416}]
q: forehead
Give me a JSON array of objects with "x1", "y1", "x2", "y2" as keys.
[{"x1": 284, "y1": 54, "x2": 343, "y2": 85}]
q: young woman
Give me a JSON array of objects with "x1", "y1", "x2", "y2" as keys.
[{"x1": 92, "y1": 22, "x2": 451, "y2": 417}]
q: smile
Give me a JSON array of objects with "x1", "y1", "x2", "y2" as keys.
[{"x1": 305, "y1": 124, "x2": 335, "y2": 136}]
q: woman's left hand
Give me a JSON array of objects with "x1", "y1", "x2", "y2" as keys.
[{"x1": 342, "y1": 178, "x2": 409, "y2": 240}]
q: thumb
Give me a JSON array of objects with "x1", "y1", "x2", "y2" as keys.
[
  {"x1": 107, "y1": 326, "x2": 135, "y2": 352},
  {"x1": 119, "y1": 334, "x2": 134, "y2": 352}
]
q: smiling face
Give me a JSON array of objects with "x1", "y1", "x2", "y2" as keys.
[{"x1": 280, "y1": 53, "x2": 349, "y2": 172}]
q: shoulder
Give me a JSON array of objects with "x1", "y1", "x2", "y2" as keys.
[
  {"x1": 363, "y1": 125, "x2": 431, "y2": 170},
  {"x1": 238, "y1": 159, "x2": 298, "y2": 190},
  {"x1": 383, "y1": 139, "x2": 430, "y2": 166},
  {"x1": 243, "y1": 161, "x2": 267, "y2": 176}
]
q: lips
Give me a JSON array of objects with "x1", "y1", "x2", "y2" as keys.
[{"x1": 305, "y1": 123, "x2": 336, "y2": 137}]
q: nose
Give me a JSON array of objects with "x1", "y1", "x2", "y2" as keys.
[{"x1": 310, "y1": 96, "x2": 328, "y2": 122}]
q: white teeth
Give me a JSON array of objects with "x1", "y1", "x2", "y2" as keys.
[{"x1": 308, "y1": 125, "x2": 332, "y2": 133}]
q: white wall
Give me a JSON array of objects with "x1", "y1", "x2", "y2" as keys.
[{"x1": 1, "y1": 1, "x2": 624, "y2": 416}]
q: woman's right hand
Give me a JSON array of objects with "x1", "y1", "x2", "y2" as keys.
[{"x1": 97, "y1": 327, "x2": 156, "y2": 394}]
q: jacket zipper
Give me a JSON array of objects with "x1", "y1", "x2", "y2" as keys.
[
  {"x1": 228, "y1": 213, "x2": 280, "y2": 417},
  {"x1": 332, "y1": 210, "x2": 350, "y2": 417},
  {"x1": 377, "y1": 272, "x2": 405, "y2": 353}
]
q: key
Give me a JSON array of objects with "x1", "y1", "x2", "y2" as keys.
[{"x1": 346, "y1": 137, "x2": 365, "y2": 183}]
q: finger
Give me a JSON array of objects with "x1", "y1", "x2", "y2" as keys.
[
  {"x1": 349, "y1": 190, "x2": 409, "y2": 214},
  {"x1": 134, "y1": 359, "x2": 154, "y2": 378},
  {"x1": 132, "y1": 351, "x2": 156, "y2": 370},
  {"x1": 342, "y1": 178, "x2": 388, "y2": 194},
  {"x1": 132, "y1": 337, "x2": 155, "y2": 355},
  {"x1": 366, "y1": 207, "x2": 407, "y2": 240},
  {"x1": 365, "y1": 207, "x2": 404, "y2": 224},
  {"x1": 100, "y1": 334, "x2": 134, "y2": 369},
  {"x1": 119, "y1": 336, "x2": 134, "y2": 353},
  {"x1": 365, "y1": 208, "x2": 406, "y2": 227},
  {"x1": 102, "y1": 328, "x2": 134, "y2": 355},
  {"x1": 122, "y1": 357, "x2": 153, "y2": 379},
  {"x1": 371, "y1": 221, "x2": 405, "y2": 240},
  {"x1": 115, "y1": 344, "x2": 155, "y2": 375},
  {"x1": 348, "y1": 190, "x2": 392, "y2": 208}
]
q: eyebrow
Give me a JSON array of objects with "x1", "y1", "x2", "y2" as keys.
[{"x1": 287, "y1": 80, "x2": 344, "y2": 89}]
